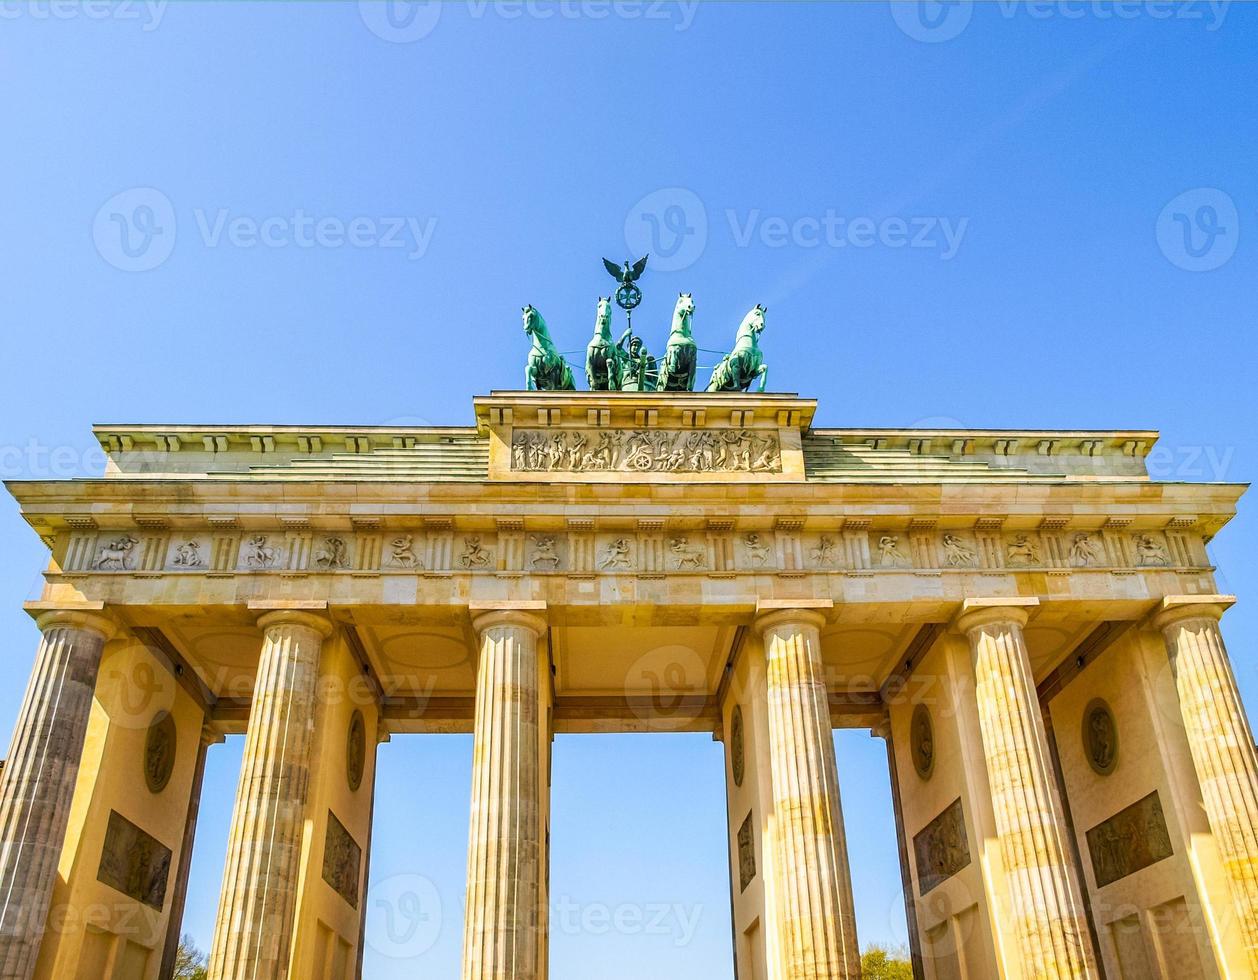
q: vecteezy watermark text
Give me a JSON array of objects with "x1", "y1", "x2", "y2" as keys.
[
  {"x1": 552, "y1": 896, "x2": 703, "y2": 946},
  {"x1": 92, "y1": 188, "x2": 437, "y2": 271},
  {"x1": 0, "y1": 0, "x2": 167, "y2": 30},
  {"x1": 623, "y1": 187, "x2": 970, "y2": 271},
  {"x1": 726, "y1": 208, "x2": 969, "y2": 259},
  {"x1": 358, "y1": 0, "x2": 698, "y2": 43},
  {"x1": 892, "y1": 0, "x2": 1230, "y2": 43}
]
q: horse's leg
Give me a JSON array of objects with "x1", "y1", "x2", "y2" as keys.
[{"x1": 756, "y1": 365, "x2": 768, "y2": 393}]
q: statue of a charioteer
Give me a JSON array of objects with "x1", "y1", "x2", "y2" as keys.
[{"x1": 522, "y1": 253, "x2": 768, "y2": 394}]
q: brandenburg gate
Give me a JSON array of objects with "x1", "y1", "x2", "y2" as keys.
[{"x1": 0, "y1": 389, "x2": 1254, "y2": 979}]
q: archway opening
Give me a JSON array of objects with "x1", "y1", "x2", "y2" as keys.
[{"x1": 549, "y1": 732, "x2": 734, "y2": 980}]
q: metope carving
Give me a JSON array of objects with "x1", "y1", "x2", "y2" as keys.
[
  {"x1": 1086, "y1": 791, "x2": 1173, "y2": 888},
  {"x1": 530, "y1": 535, "x2": 561, "y2": 569},
  {"x1": 1134, "y1": 533, "x2": 1170, "y2": 566},
  {"x1": 458, "y1": 536, "x2": 493, "y2": 569},
  {"x1": 1006, "y1": 533, "x2": 1041, "y2": 567},
  {"x1": 97, "y1": 810, "x2": 171, "y2": 910},
  {"x1": 810, "y1": 536, "x2": 839, "y2": 568},
  {"x1": 244, "y1": 535, "x2": 278, "y2": 568},
  {"x1": 172, "y1": 540, "x2": 204, "y2": 568},
  {"x1": 914, "y1": 798, "x2": 971, "y2": 895},
  {"x1": 94, "y1": 535, "x2": 138, "y2": 571},
  {"x1": 510, "y1": 428, "x2": 781, "y2": 474},
  {"x1": 1071, "y1": 532, "x2": 1101, "y2": 567},
  {"x1": 942, "y1": 534, "x2": 977, "y2": 567},
  {"x1": 669, "y1": 537, "x2": 706, "y2": 570},
  {"x1": 387, "y1": 534, "x2": 422, "y2": 569},
  {"x1": 599, "y1": 537, "x2": 633, "y2": 570},
  {"x1": 878, "y1": 534, "x2": 910, "y2": 568},
  {"x1": 314, "y1": 537, "x2": 350, "y2": 569},
  {"x1": 743, "y1": 533, "x2": 771, "y2": 567}
]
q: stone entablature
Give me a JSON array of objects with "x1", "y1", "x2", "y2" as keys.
[{"x1": 88, "y1": 392, "x2": 1158, "y2": 483}]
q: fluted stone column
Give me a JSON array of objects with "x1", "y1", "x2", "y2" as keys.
[
  {"x1": 0, "y1": 608, "x2": 114, "y2": 980},
  {"x1": 207, "y1": 610, "x2": 333, "y2": 980},
  {"x1": 1153, "y1": 595, "x2": 1258, "y2": 971},
  {"x1": 956, "y1": 599, "x2": 1099, "y2": 978},
  {"x1": 461, "y1": 608, "x2": 548, "y2": 980},
  {"x1": 755, "y1": 607, "x2": 860, "y2": 980}
]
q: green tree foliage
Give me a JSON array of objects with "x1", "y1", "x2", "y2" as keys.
[
  {"x1": 861, "y1": 943, "x2": 914, "y2": 980},
  {"x1": 173, "y1": 934, "x2": 208, "y2": 980}
]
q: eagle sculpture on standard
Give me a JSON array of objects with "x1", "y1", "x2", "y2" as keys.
[{"x1": 602, "y1": 255, "x2": 649, "y2": 287}]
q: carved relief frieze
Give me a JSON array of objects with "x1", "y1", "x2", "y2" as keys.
[
  {"x1": 510, "y1": 428, "x2": 782, "y2": 474},
  {"x1": 321, "y1": 809, "x2": 363, "y2": 909},
  {"x1": 1085, "y1": 791, "x2": 1173, "y2": 888},
  {"x1": 914, "y1": 798, "x2": 971, "y2": 895},
  {"x1": 69, "y1": 522, "x2": 1208, "y2": 578},
  {"x1": 737, "y1": 811, "x2": 756, "y2": 892},
  {"x1": 97, "y1": 810, "x2": 172, "y2": 910}
]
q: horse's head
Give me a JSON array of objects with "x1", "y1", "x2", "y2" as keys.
[
  {"x1": 673, "y1": 292, "x2": 695, "y2": 334},
  {"x1": 594, "y1": 296, "x2": 613, "y2": 337},
  {"x1": 522, "y1": 305, "x2": 546, "y2": 341},
  {"x1": 740, "y1": 303, "x2": 766, "y2": 339}
]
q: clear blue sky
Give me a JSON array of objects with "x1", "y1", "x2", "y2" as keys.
[{"x1": 1, "y1": 2, "x2": 1255, "y2": 976}]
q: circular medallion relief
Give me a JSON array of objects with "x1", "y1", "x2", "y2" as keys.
[
  {"x1": 347, "y1": 710, "x2": 367, "y2": 792},
  {"x1": 1083, "y1": 698, "x2": 1118, "y2": 776},
  {"x1": 730, "y1": 706, "x2": 745, "y2": 788},
  {"x1": 143, "y1": 711, "x2": 177, "y2": 794},
  {"x1": 911, "y1": 704, "x2": 935, "y2": 781}
]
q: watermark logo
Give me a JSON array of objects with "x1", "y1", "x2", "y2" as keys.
[
  {"x1": 92, "y1": 188, "x2": 437, "y2": 271},
  {"x1": 92, "y1": 187, "x2": 176, "y2": 273},
  {"x1": 358, "y1": 0, "x2": 443, "y2": 43},
  {"x1": 552, "y1": 896, "x2": 703, "y2": 945},
  {"x1": 892, "y1": 0, "x2": 1230, "y2": 42},
  {"x1": 366, "y1": 873, "x2": 443, "y2": 958},
  {"x1": 624, "y1": 187, "x2": 708, "y2": 272},
  {"x1": 726, "y1": 208, "x2": 968, "y2": 258},
  {"x1": 1156, "y1": 187, "x2": 1238, "y2": 272},
  {"x1": 0, "y1": 1, "x2": 168, "y2": 31},
  {"x1": 891, "y1": 0, "x2": 973, "y2": 42}
]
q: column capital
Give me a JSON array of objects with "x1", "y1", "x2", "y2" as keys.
[
  {"x1": 469, "y1": 601, "x2": 547, "y2": 637},
  {"x1": 1150, "y1": 594, "x2": 1235, "y2": 632},
  {"x1": 754, "y1": 599, "x2": 831, "y2": 635},
  {"x1": 953, "y1": 596, "x2": 1039, "y2": 635},
  {"x1": 24, "y1": 601, "x2": 117, "y2": 642},
  {"x1": 255, "y1": 608, "x2": 335, "y2": 638}
]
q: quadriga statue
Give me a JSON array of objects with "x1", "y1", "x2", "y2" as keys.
[
  {"x1": 522, "y1": 305, "x2": 575, "y2": 391},
  {"x1": 706, "y1": 304, "x2": 767, "y2": 393}
]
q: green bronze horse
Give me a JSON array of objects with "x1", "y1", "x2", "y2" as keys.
[
  {"x1": 659, "y1": 292, "x2": 697, "y2": 392},
  {"x1": 585, "y1": 296, "x2": 622, "y2": 391},
  {"x1": 523, "y1": 305, "x2": 575, "y2": 391},
  {"x1": 706, "y1": 304, "x2": 767, "y2": 392}
]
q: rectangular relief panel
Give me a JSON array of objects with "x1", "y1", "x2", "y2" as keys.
[
  {"x1": 913, "y1": 798, "x2": 971, "y2": 896},
  {"x1": 738, "y1": 811, "x2": 756, "y2": 892},
  {"x1": 1085, "y1": 790, "x2": 1173, "y2": 888},
  {"x1": 321, "y1": 809, "x2": 363, "y2": 909},
  {"x1": 96, "y1": 809, "x2": 172, "y2": 911},
  {"x1": 510, "y1": 428, "x2": 783, "y2": 475}
]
